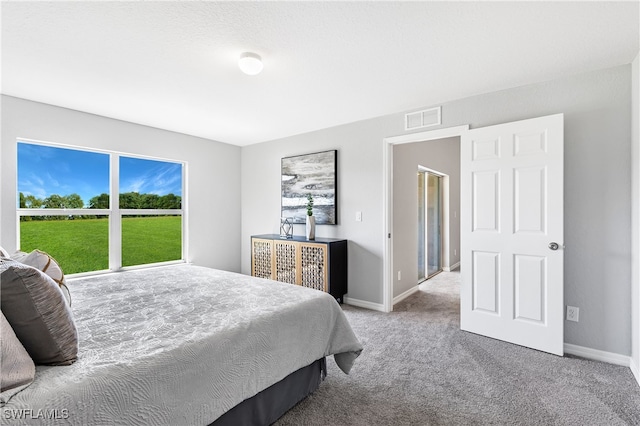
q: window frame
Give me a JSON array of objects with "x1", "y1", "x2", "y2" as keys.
[{"x1": 16, "y1": 139, "x2": 187, "y2": 277}]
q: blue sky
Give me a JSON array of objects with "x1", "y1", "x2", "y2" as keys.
[
  {"x1": 119, "y1": 157, "x2": 182, "y2": 197},
  {"x1": 18, "y1": 143, "x2": 182, "y2": 207}
]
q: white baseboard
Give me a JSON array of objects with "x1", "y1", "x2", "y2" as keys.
[
  {"x1": 343, "y1": 297, "x2": 386, "y2": 312},
  {"x1": 393, "y1": 286, "x2": 419, "y2": 305},
  {"x1": 564, "y1": 343, "x2": 630, "y2": 367},
  {"x1": 345, "y1": 285, "x2": 420, "y2": 312},
  {"x1": 631, "y1": 357, "x2": 640, "y2": 387},
  {"x1": 443, "y1": 262, "x2": 460, "y2": 272}
]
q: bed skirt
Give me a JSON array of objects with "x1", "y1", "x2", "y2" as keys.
[{"x1": 211, "y1": 357, "x2": 327, "y2": 426}]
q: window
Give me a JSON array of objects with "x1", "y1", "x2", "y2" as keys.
[
  {"x1": 119, "y1": 157, "x2": 183, "y2": 267},
  {"x1": 17, "y1": 141, "x2": 185, "y2": 274}
]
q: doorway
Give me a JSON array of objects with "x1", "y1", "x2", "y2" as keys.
[
  {"x1": 418, "y1": 169, "x2": 443, "y2": 282},
  {"x1": 385, "y1": 116, "x2": 564, "y2": 356},
  {"x1": 383, "y1": 125, "x2": 468, "y2": 312}
]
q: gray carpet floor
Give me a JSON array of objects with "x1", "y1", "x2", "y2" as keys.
[{"x1": 275, "y1": 271, "x2": 640, "y2": 425}]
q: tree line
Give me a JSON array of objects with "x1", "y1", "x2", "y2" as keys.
[
  {"x1": 88, "y1": 192, "x2": 181, "y2": 210},
  {"x1": 19, "y1": 192, "x2": 181, "y2": 220}
]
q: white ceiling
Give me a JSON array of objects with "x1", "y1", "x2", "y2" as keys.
[{"x1": 2, "y1": 1, "x2": 639, "y2": 146}]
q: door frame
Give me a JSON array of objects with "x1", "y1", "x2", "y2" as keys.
[{"x1": 382, "y1": 125, "x2": 469, "y2": 312}]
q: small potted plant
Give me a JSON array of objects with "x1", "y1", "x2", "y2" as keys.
[{"x1": 305, "y1": 194, "x2": 315, "y2": 240}]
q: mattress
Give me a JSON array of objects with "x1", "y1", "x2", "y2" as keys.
[{"x1": 2, "y1": 264, "x2": 362, "y2": 425}]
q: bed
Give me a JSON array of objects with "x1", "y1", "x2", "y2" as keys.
[{"x1": 1, "y1": 263, "x2": 363, "y2": 425}]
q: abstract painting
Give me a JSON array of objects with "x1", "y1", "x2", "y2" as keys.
[{"x1": 281, "y1": 150, "x2": 337, "y2": 224}]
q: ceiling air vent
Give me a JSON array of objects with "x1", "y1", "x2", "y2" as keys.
[{"x1": 405, "y1": 106, "x2": 441, "y2": 131}]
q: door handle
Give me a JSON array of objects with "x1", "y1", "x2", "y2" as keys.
[{"x1": 548, "y1": 242, "x2": 560, "y2": 251}]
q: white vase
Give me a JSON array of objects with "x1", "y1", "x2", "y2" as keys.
[{"x1": 306, "y1": 215, "x2": 315, "y2": 240}]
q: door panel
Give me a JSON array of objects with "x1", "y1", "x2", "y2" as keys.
[
  {"x1": 514, "y1": 254, "x2": 545, "y2": 323},
  {"x1": 251, "y1": 238, "x2": 274, "y2": 279},
  {"x1": 418, "y1": 173, "x2": 426, "y2": 281},
  {"x1": 514, "y1": 167, "x2": 546, "y2": 233},
  {"x1": 472, "y1": 251, "x2": 500, "y2": 314},
  {"x1": 418, "y1": 171, "x2": 443, "y2": 280},
  {"x1": 473, "y1": 170, "x2": 500, "y2": 232},
  {"x1": 426, "y1": 173, "x2": 442, "y2": 277},
  {"x1": 461, "y1": 114, "x2": 564, "y2": 356},
  {"x1": 275, "y1": 240, "x2": 297, "y2": 284}
]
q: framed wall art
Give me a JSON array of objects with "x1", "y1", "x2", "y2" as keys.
[{"x1": 281, "y1": 150, "x2": 337, "y2": 224}]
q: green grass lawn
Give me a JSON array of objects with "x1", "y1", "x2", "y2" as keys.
[{"x1": 20, "y1": 216, "x2": 182, "y2": 274}]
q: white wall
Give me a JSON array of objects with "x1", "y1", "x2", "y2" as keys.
[
  {"x1": 393, "y1": 137, "x2": 460, "y2": 298},
  {"x1": 240, "y1": 118, "x2": 394, "y2": 304},
  {"x1": 241, "y1": 65, "x2": 633, "y2": 356},
  {"x1": 631, "y1": 51, "x2": 640, "y2": 385},
  {"x1": 1, "y1": 95, "x2": 242, "y2": 272}
]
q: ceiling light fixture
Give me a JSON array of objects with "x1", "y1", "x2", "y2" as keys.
[{"x1": 238, "y1": 52, "x2": 263, "y2": 76}]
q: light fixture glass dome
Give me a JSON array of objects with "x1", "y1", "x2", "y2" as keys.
[{"x1": 238, "y1": 52, "x2": 263, "y2": 75}]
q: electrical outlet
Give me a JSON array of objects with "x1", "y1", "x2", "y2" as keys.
[
  {"x1": 566, "y1": 306, "x2": 579, "y2": 322},
  {"x1": 355, "y1": 211, "x2": 362, "y2": 222},
  {"x1": 454, "y1": 249, "x2": 457, "y2": 256},
  {"x1": 398, "y1": 271, "x2": 401, "y2": 281}
]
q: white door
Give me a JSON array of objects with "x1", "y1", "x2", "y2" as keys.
[{"x1": 460, "y1": 114, "x2": 564, "y2": 356}]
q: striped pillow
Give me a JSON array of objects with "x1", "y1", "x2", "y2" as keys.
[
  {"x1": 0, "y1": 258, "x2": 78, "y2": 366},
  {"x1": 20, "y1": 250, "x2": 71, "y2": 306}
]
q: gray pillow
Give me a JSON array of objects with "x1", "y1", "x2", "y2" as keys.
[
  {"x1": 0, "y1": 258, "x2": 78, "y2": 365},
  {"x1": 10, "y1": 250, "x2": 28, "y2": 262},
  {"x1": 1, "y1": 311, "x2": 35, "y2": 404},
  {"x1": 19, "y1": 250, "x2": 71, "y2": 306}
]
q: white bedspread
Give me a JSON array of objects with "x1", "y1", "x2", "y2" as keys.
[{"x1": 2, "y1": 264, "x2": 362, "y2": 425}]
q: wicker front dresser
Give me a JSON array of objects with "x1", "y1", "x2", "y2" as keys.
[{"x1": 250, "y1": 234, "x2": 348, "y2": 303}]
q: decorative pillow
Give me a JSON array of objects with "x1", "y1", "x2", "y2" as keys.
[
  {"x1": 10, "y1": 251, "x2": 28, "y2": 263},
  {"x1": 1, "y1": 311, "x2": 35, "y2": 404},
  {"x1": 0, "y1": 246, "x2": 9, "y2": 258},
  {"x1": 0, "y1": 258, "x2": 78, "y2": 365},
  {"x1": 19, "y1": 250, "x2": 71, "y2": 306}
]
